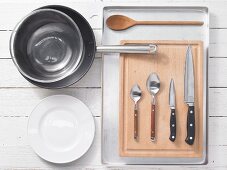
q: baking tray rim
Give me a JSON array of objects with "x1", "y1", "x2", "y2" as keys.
[{"x1": 101, "y1": 5, "x2": 209, "y2": 165}]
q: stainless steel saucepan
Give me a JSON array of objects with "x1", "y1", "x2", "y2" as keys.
[{"x1": 10, "y1": 6, "x2": 157, "y2": 88}]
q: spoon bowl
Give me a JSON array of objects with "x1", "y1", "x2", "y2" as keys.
[
  {"x1": 106, "y1": 15, "x2": 136, "y2": 31},
  {"x1": 146, "y1": 73, "x2": 160, "y2": 96},
  {"x1": 130, "y1": 84, "x2": 142, "y2": 103}
]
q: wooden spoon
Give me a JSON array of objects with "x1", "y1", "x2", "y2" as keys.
[{"x1": 106, "y1": 15, "x2": 204, "y2": 31}]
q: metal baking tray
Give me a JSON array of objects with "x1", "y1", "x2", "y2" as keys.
[{"x1": 102, "y1": 6, "x2": 209, "y2": 165}]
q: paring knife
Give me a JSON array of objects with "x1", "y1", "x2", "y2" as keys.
[
  {"x1": 169, "y1": 79, "x2": 176, "y2": 142},
  {"x1": 184, "y1": 46, "x2": 195, "y2": 145}
]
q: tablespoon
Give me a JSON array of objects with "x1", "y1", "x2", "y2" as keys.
[
  {"x1": 130, "y1": 84, "x2": 142, "y2": 140},
  {"x1": 146, "y1": 73, "x2": 160, "y2": 142}
]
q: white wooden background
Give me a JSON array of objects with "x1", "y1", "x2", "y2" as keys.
[{"x1": 0, "y1": 0, "x2": 226, "y2": 169}]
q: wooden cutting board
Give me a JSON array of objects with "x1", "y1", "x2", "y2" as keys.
[{"x1": 119, "y1": 40, "x2": 204, "y2": 158}]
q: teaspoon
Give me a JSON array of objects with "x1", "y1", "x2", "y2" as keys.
[{"x1": 130, "y1": 84, "x2": 142, "y2": 140}]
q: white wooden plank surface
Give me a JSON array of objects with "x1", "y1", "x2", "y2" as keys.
[
  {"x1": 0, "y1": 0, "x2": 226, "y2": 169},
  {"x1": 1, "y1": 1, "x2": 227, "y2": 29},
  {"x1": 209, "y1": 88, "x2": 227, "y2": 117},
  {"x1": 0, "y1": 117, "x2": 102, "y2": 169},
  {"x1": 0, "y1": 2, "x2": 103, "y2": 30},
  {"x1": 0, "y1": 116, "x2": 226, "y2": 168},
  {"x1": 0, "y1": 88, "x2": 101, "y2": 117},
  {"x1": 209, "y1": 58, "x2": 227, "y2": 87}
]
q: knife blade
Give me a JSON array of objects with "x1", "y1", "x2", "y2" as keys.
[
  {"x1": 169, "y1": 79, "x2": 176, "y2": 142},
  {"x1": 184, "y1": 46, "x2": 195, "y2": 145}
]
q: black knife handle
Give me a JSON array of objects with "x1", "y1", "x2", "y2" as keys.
[
  {"x1": 169, "y1": 109, "x2": 176, "y2": 142},
  {"x1": 185, "y1": 106, "x2": 195, "y2": 145}
]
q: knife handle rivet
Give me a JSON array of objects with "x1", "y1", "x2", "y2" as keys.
[
  {"x1": 172, "y1": 124, "x2": 175, "y2": 127},
  {"x1": 190, "y1": 110, "x2": 193, "y2": 114},
  {"x1": 190, "y1": 123, "x2": 193, "y2": 127},
  {"x1": 172, "y1": 136, "x2": 175, "y2": 139},
  {"x1": 172, "y1": 113, "x2": 175, "y2": 116},
  {"x1": 190, "y1": 137, "x2": 193, "y2": 140}
]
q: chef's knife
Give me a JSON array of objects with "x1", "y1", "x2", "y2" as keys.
[
  {"x1": 184, "y1": 46, "x2": 195, "y2": 145},
  {"x1": 169, "y1": 79, "x2": 176, "y2": 142}
]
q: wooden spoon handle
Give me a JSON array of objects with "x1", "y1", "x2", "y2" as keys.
[
  {"x1": 151, "y1": 104, "x2": 155, "y2": 142},
  {"x1": 136, "y1": 20, "x2": 204, "y2": 26}
]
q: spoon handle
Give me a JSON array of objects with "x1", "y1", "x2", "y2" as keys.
[
  {"x1": 136, "y1": 20, "x2": 204, "y2": 26},
  {"x1": 151, "y1": 104, "x2": 155, "y2": 141},
  {"x1": 134, "y1": 107, "x2": 138, "y2": 140}
]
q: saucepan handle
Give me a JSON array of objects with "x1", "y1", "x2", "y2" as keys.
[{"x1": 96, "y1": 44, "x2": 157, "y2": 54}]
